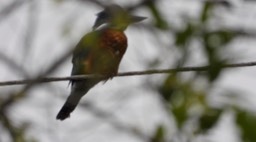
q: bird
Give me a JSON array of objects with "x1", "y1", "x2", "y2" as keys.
[{"x1": 56, "y1": 4, "x2": 146, "y2": 120}]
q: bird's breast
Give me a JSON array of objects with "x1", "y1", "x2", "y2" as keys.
[
  {"x1": 84, "y1": 29, "x2": 128, "y2": 75},
  {"x1": 100, "y1": 29, "x2": 127, "y2": 58}
]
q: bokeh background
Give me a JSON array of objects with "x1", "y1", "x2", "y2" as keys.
[{"x1": 1, "y1": 0, "x2": 256, "y2": 142}]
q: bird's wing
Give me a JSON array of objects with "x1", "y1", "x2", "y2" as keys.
[{"x1": 70, "y1": 31, "x2": 99, "y2": 84}]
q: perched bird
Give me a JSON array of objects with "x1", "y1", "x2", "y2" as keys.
[{"x1": 56, "y1": 4, "x2": 146, "y2": 120}]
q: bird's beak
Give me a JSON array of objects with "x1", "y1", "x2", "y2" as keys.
[{"x1": 130, "y1": 15, "x2": 147, "y2": 23}]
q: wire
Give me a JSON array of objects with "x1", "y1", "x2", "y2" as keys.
[{"x1": 0, "y1": 61, "x2": 255, "y2": 86}]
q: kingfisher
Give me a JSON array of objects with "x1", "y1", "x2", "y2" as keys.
[{"x1": 56, "y1": 4, "x2": 146, "y2": 120}]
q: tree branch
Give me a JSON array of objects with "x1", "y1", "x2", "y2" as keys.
[{"x1": 0, "y1": 0, "x2": 28, "y2": 24}]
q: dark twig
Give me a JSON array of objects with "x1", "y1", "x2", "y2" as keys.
[
  {"x1": 0, "y1": 52, "x2": 28, "y2": 77},
  {"x1": 0, "y1": 45, "x2": 75, "y2": 110},
  {"x1": 0, "y1": 0, "x2": 28, "y2": 23}
]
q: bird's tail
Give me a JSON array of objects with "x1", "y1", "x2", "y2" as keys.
[
  {"x1": 56, "y1": 92, "x2": 83, "y2": 121},
  {"x1": 56, "y1": 83, "x2": 91, "y2": 120},
  {"x1": 56, "y1": 80, "x2": 100, "y2": 121},
  {"x1": 56, "y1": 103, "x2": 75, "y2": 120}
]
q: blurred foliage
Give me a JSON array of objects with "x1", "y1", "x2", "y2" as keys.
[
  {"x1": 158, "y1": 74, "x2": 207, "y2": 129},
  {"x1": 200, "y1": 1, "x2": 214, "y2": 23},
  {"x1": 202, "y1": 30, "x2": 236, "y2": 81},
  {"x1": 198, "y1": 108, "x2": 222, "y2": 133},
  {"x1": 143, "y1": 0, "x2": 169, "y2": 30},
  {"x1": 175, "y1": 23, "x2": 194, "y2": 47},
  {"x1": 0, "y1": 113, "x2": 35, "y2": 142},
  {"x1": 236, "y1": 110, "x2": 256, "y2": 142},
  {"x1": 156, "y1": 1, "x2": 252, "y2": 141},
  {"x1": 0, "y1": 0, "x2": 255, "y2": 142},
  {"x1": 150, "y1": 125, "x2": 165, "y2": 142}
]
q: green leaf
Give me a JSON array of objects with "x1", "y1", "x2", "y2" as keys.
[
  {"x1": 208, "y1": 60, "x2": 225, "y2": 81},
  {"x1": 159, "y1": 74, "x2": 208, "y2": 129},
  {"x1": 200, "y1": 1, "x2": 214, "y2": 23},
  {"x1": 151, "y1": 125, "x2": 165, "y2": 142},
  {"x1": 198, "y1": 109, "x2": 222, "y2": 133},
  {"x1": 175, "y1": 23, "x2": 194, "y2": 47},
  {"x1": 158, "y1": 74, "x2": 188, "y2": 128},
  {"x1": 172, "y1": 103, "x2": 188, "y2": 129},
  {"x1": 202, "y1": 31, "x2": 230, "y2": 81},
  {"x1": 158, "y1": 75, "x2": 177, "y2": 102},
  {"x1": 236, "y1": 110, "x2": 256, "y2": 142},
  {"x1": 145, "y1": 1, "x2": 169, "y2": 30},
  {"x1": 206, "y1": 30, "x2": 235, "y2": 47}
]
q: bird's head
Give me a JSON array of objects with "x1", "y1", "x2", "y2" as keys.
[{"x1": 93, "y1": 4, "x2": 146, "y2": 31}]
